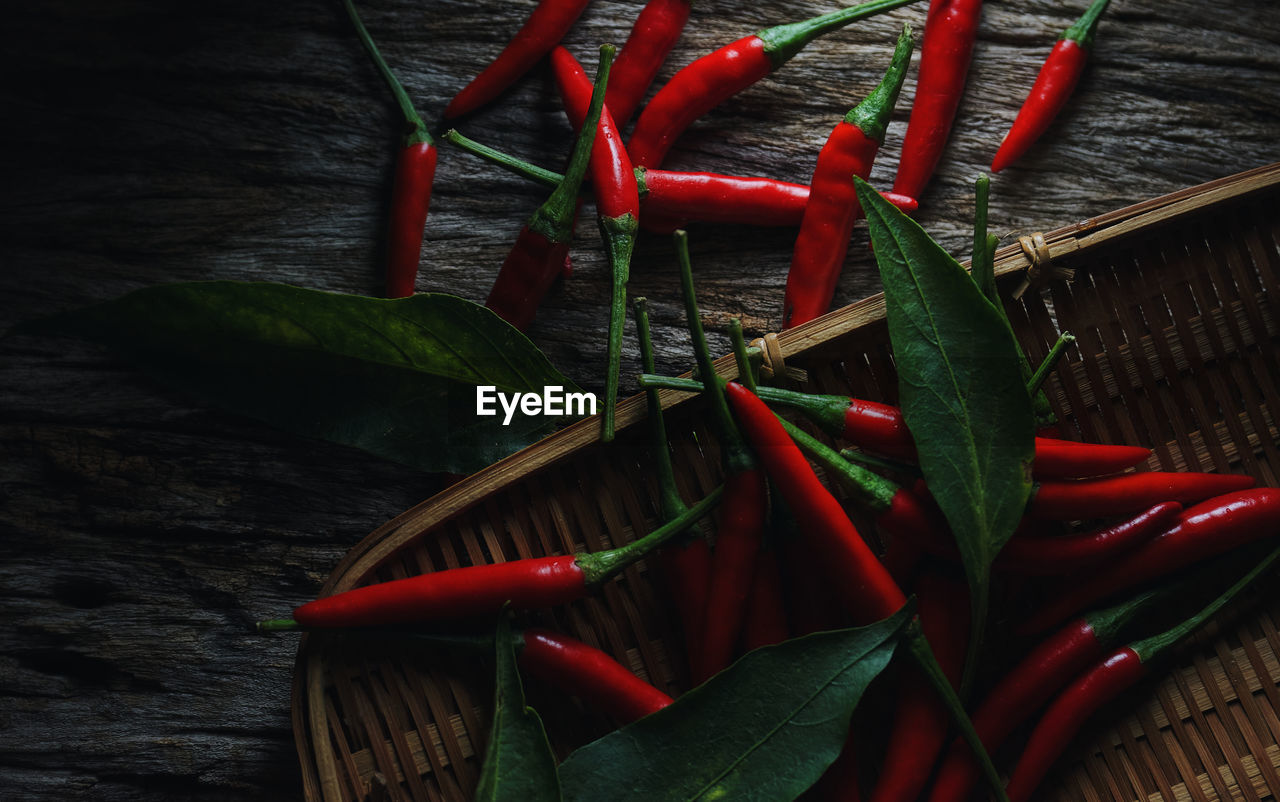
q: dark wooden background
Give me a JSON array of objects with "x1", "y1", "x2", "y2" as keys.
[{"x1": 2, "y1": 0, "x2": 1278, "y2": 799}]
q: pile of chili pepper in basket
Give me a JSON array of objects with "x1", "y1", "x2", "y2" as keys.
[{"x1": 258, "y1": 1, "x2": 1280, "y2": 799}]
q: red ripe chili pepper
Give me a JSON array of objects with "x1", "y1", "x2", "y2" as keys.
[
  {"x1": 257, "y1": 484, "x2": 722, "y2": 630},
  {"x1": 634, "y1": 297, "x2": 712, "y2": 676},
  {"x1": 551, "y1": 45, "x2": 640, "y2": 442},
  {"x1": 673, "y1": 232, "x2": 767, "y2": 684},
  {"x1": 868, "y1": 569, "x2": 969, "y2": 802},
  {"x1": 606, "y1": 0, "x2": 693, "y2": 128},
  {"x1": 994, "y1": 501, "x2": 1181, "y2": 574},
  {"x1": 486, "y1": 45, "x2": 613, "y2": 329},
  {"x1": 898, "y1": 501, "x2": 1183, "y2": 575},
  {"x1": 1028, "y1": 471, "x2": 1255, "y2": 520},
  {"x1": 742, "y1": 546, "x2": 790, "y2": 651},
  {"x1": 1019, "y1": 487, "x2": 1280, "y2": 634},
  {"x1": 925, "y1": 583, "x2": 1172, "y2": 802},
  {"x1": 441, "y1": 130, "x2": 920, "y2": 231},
  {"x1": 783, "y1": 26, "x2": 913, "y2": 330},
  {"x1": 518, "y1": 627, "x2": 673, "y2": 722},
  {"x1": 443, "y1": 0, "x2": 591, "y2": 120},
  {"x1": 990, "y1": 0, "x2": 1111, "y2": 173},
  {"x1": 639, "y1": 178, "x2": 919, "y2": 232},
  {"x1": 1004, "y1": 647, "x2": 1145, "y2": 802},
  {"x1": 397, "y1": 625, "x2": 672, "y2": 724},
  {"x1": 627, "y1": 0, "x2": 924, "y2": 168},
  {"x1": 723, "y1": 380, "x2": 906, "y2": 624},
  {"x1": 892, "y1": 0, "x2": 985, "y2": 201},
  {"x1": 775, "y1": 413, "x2": 948, "y2": 547},
  {"x1": 1005, "y1": 544, "x2": 1280, "y2": 802},
  {"x1": 637, "y1": 376, "x2": 1152, "y2": 480},
  {"x1": 342, "y1": 0, "x2": 436, "y2": 299}
]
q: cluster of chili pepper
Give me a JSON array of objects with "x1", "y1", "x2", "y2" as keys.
[
  {"x1": 305, "y1": 2, "x2": 1273, "y2": 798},
  {"x1": 636, "y1": 309, "x2": 1279, "y2": 798}
]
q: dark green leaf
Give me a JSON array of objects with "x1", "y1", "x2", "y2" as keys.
[
  {"x1": 855, "y1": 179, "x2": 1035, "y2": 690},
  {"x1": 559, "y1": 604, "x2": 912, "y2": 802},
  {"x1": 20, "y1": 282, "x2": 582, "y2": 473},
  {"x1": 474, "y1": 615, "x2": 561, "y2": 802}
]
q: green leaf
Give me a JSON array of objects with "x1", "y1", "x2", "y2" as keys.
[
  {"x1": 20, "y1": 282, "x2": 581, "y2": 474},
  {"x1": 474, "y1": 615, "x2": 562, "y2": 802},
  {"x1": 559, "y1": 604, "x2": 912, "y2": 802},
  {"x1": 854, "y1": 179, "x2": 1035, "y2": 693}
]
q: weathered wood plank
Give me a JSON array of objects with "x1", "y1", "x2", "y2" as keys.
[{"x1": 1, "y1": 0, "x2": 1278, "y2": 798}]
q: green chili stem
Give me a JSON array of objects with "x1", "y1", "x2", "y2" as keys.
[
  {"x1": 530, "y1": 44, "x2": 614, "y2": 242},
  {"x1": 843, "y1": 24, "x2": 913, "y2": 144},
  {"x1": 1062, "y1": 0, "x2": 1112, "y2": 49},
  {"x1": 972, "y1": 175, "x2": 997, "y2": 305},
  {"x1": 443, "y1": 129, "x2": 562, "y2": 187},
  {"x1": 601, "y1": 217, "x2": 638, "y2": 443},
  {"x1": 776, "y1": 415, "x2": 897, "y2": 513},
  {"x1": 637, "y1": 373, "x2": 851, "y2": 438},
  {"x1": 758, "y1": 0, "x2": 923, "y2": 66},
  {"x1": 578, "y1": 484, "x2": 725, "y2": 585},
  {"x1": 634, "y1": 299, "x2": 690, "y2": 522},
  {"x1": 728, "y1": 319, "x2": 758, "y2": 393},
  {"x1": 1027, "y1": 332, "x2": 1076, "y2": 396},
  {"x1": 1132, "y1": 544, "x2": 1280, "y2": 663},
  {"x1": 673, "y1": 231, "x2": 755, "y2": 474},
  {"x1": 838, "y1": 447, "x2": 921, "y2": 478},
  {"x1": 257, "y1": 619, "x2": 300, "y2": 633},
  {"x1": 341, "y1": 0, "x2": 431, "y2": 146}
]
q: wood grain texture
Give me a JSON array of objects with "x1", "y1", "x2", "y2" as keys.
[{"x1": 1, "y1": 0, "x2": 1277, "y2": 799}]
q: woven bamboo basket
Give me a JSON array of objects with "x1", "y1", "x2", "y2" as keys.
[{"x1": 290, "y1": 162, "x2": 1280, "y2": 802}]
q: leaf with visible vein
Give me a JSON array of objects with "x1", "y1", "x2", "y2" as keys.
[
  {"x1": 559, "y1": 604, "x2": 912, "y2": 802},
  {"x1": 855, "y1": 178, "x2": 1034, "y2": 692},
  {"x1": 18, "y1": 282, "x2": 581, "y2": 473},
  {"x1": 474, "y1": 614, "x2": 561, "y2": 802}
]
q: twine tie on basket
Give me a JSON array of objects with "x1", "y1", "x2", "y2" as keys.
[
  {"x1": 1012, "y1": 232, "x2": 1075, "y2": 299},
  {"x1": 750, "y1": 332, "x2": 809, "y2": 383}
]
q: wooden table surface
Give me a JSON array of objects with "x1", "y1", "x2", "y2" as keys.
[{"x1": 2, "y1": 0, "x2": 1278, "y2": 799}]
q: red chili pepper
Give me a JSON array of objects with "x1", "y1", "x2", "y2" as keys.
[
  {"x1": 633, "y1": 297, "x2": 712, "y2": 676},
  {"x1": 606, "y1": 0, "x2": 693, "y2": 128},
  {"x1": 627, "y1": 0, "x2": 924, "y2": 168},
  {"x1": 519, "y1": 627, "x2": 673, "y2": 722},
  {"x1": 892, "y1": 0, "x2": 985, "y2": 201},
  {"x1": 342, "y1": 0, "x2": 436, "y2": 299},
  {"x1": 990, "y1": 0, "x2": 1111, "y2": 173},
  {"x1": 868, "y1": 568, "x2": 969, "y2": 802},
  {"x1": 774, "y1": 413, "x2": 948, "y2": 548},
  {"x1": 442, "y1": 130, "x2": 920, "y2": 230},
  {"x1": 673, "y1": 232, "x2": 767, "y2": 684},
  {"x1": 742, "y1": 545, "x2": 790, "y2": 651},
  {"x1": 896, "y1": 501, "x2": 1183, "y2": 575},
  {"x1": 257, "y1": 485, "x2": 723, "y2": 630},
  {"x1": 485, "y1": 44, "x2": 613, "y2": 329},
  {"x1": 638, "y1": 376, "x2": 1153, "y2": 480},
  {"x1": 723, "y1": 380, "x2": 906, "y2": 624},
  {"x1": 397, "y1": 625, "x2": 672, "y2": 724},
  {"x1": 551, "y1": 46, "x2": 640, "y2": 442},
  {"x1": 443, "y1": 0, "x2": 592, "y2": 120},
  {"x1": 994, "y1": 501, "x2": 1181, "y2": 574},
  {"x1": 925, "y1": 583, "x2": 1172, "y2": 802},
  {"x1": 1028, "y1": 471, "x2": 1255, "y2": 520},
  {"x1": 783, "y1": 26, "x2": 913, "y2": 330},
  {"x1": 1018, "y1": 487, "x2": 1280, "y2": 634},
  {"x1": 1005, "y1": 544, "x2": 1280, "y2": 802},
  {"x1": 1004, "y1": 647, "x2": 1145, "y2": 802}
]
